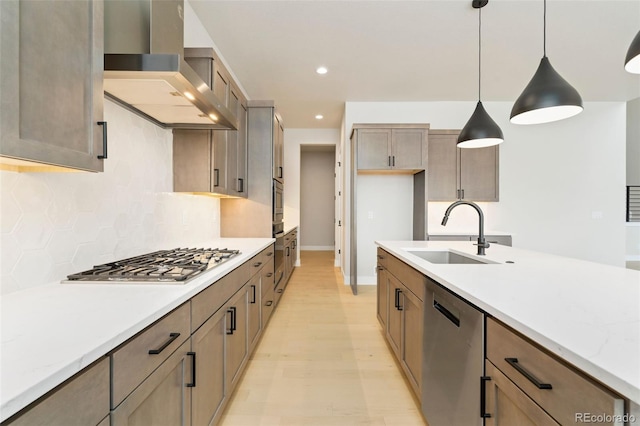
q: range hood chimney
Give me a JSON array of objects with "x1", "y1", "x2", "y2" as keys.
[{"x1": 104, "y1": 0, "x2": 237, "y2": 130}]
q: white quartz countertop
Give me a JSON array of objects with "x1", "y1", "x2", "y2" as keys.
[
  {"x1": 0, "y1": 238, "x2": 274, "y2": 422},
  {"x1": 376, "y1": 240, "x2": 640, "y2": 405}
]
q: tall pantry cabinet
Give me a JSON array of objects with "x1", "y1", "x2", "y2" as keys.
[{"x1": 221, "y1": 101, "x2": 284, "y2": 238}]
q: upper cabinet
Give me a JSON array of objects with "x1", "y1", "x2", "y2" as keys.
[
  {"x1": 0, "y1": 0, "x2": 106, "y2": 172},
  {"x1": 173, "y1": 48, "x2": 248, "y2": 197},
  {"x1": 354, "y1": 125, "x2": 428, "y2": 172},
  {"x1": 273, "y1": 114, "x2": 284, "y2": 182},
  {"x1": 428, "y1": 129, "x2": 499, "y2": 202}
]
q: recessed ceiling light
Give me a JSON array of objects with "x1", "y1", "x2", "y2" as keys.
[
  {"x1": 316, "y1": 66, "x2": 328, "y2": 75},
  {"x1": 315, "y1": 115, "x2": 324, "y2": 120}
]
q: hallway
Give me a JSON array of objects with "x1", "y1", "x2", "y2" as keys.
[{"x1": 219, "y1": 251, "x2": 426, "y2": 425}]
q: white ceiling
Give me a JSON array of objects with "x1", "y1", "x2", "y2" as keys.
[{"x1": 189, "y1": 0, "x2": 640, "y2": 129}]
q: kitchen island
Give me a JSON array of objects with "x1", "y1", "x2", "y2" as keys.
[
  {"x1": 0, "y1": 238, "x2": 274, "y2": 423},
  {"x1": 376, "y1": 240, "x2": 640, "y2": 422}
]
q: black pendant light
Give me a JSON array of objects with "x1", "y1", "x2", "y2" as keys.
[
  {"x1": 625, "y1": 30, "x2": 640, "y2": 74},
  {"x1": 457, "y1": 0, "x2": 504, "y2": 148},
  {"x1": 510, "y1": 0, "x2": 583, "y2": 125}
]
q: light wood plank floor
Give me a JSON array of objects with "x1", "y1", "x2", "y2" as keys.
[{"x1": 220, "y1": 251, "x2": 426, "y2": 425}]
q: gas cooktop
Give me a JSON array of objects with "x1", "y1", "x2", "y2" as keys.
[{"x1": 66, "y1": 248, "x2": 240, "y2": 283}]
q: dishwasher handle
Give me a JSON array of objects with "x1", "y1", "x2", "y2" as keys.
[{"x1": 433, "y1": 300, "x2": 460, "y2": 327}]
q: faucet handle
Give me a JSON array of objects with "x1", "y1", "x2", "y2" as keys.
[{"x1": 473, "y1": 241, "x2": 491, "y2": 249}]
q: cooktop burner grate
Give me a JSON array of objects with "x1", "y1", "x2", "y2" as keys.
[{"x1": 66, "y1": 248, "x2": 241, "y2": 282}]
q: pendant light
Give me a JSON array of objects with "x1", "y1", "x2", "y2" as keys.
[
  {"x1": 457, "y1": 0, "x2": 504, "y2": 148},
  {"x1": 625, "y1": 31, "x2": 640, "y2": 74},
  {"x1": 510, "y1": 0, "x2": 583, "y2": 125}
]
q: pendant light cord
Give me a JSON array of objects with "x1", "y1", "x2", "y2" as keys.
[
  {"x1": 543, "y1": 0, "x2": 547, "y2": 57},
  {"x1": 478, "y1": 7, "x2": 482, "y2": 101}
]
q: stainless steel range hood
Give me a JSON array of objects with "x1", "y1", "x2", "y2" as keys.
[{"x1": 104, "y1": 0, "x2": 237, "y2": 130}]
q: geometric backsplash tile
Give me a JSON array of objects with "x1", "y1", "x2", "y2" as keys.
[{"x1": 0, "y1": 99, "x2": 220, "y2": 294}]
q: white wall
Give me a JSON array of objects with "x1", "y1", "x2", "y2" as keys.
[
  {"x1": 343, "y1": 101, "x2": 627, "y2": 284},
  {"x1": 300, "y1": 149, "x2": 336, "y2": 249},
  {"x1": 627, "y1": 98, "x2": 640, "y2": 185},
  {"x1": 0, "y1": 100, "x2": 221, "y2": 294},
  {"x1": 283, "y1": 128, "x2": 341, "y2": 264}
]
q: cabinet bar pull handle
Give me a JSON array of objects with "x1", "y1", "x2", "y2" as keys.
[
  {"x1": 253, "y1": 262, "x2": 262, "y2": 267},
  {"x1": 388, "y1": 156, "x2": 391, "y2": 167},
  {"x1": 433, "y1": 300, "x2": 460, "y2": 327},
  {"x1": 266, "y1": 251, "x2": 273, "y2": 257},
  {"x1": 377, "y1": 254, "x2": 384, "y2": 259},
  {"x1": 265, "y1": 300, "x2": 273, "y2": 307},
  {"x1": 480, "y1": 376, "x2": 492, "y2": 418},
  {"x1": 461, "y1": 189, "x2": 465, "y2": 199},
  {"x1": 237, "y1": 178, "x2": 244, "y2": 193},
  {"x1": 376, "y1": 266, "x2": 384, "y2": 271},
  {"x1": 286, "y1": 247, "x2": 290, "y2": 256},
  {"x1": 279, "y1": 166, "x2": 283, "y2": 178},
  {"x1": 251, "y1": 285, "x2": 257, "y2": 304},
  {"x1": 392, "y1": 156, "x2": 395, "y2": 166},
  {"x1": 187, "y1": 352, "x2": 196, "y2": 387},
  {"x1": 226, "y1": 307, "x2": 236, "y2": 335},
  {"x1": 394, "y1": 288, "x2": 403, "y2": 311},
  {"x1": 214, "y1": 169, "x2": 220, "y2": 186},
  {"x1": 266, "y1": 272, "x2": 273, "y2": 277},
  {"x1": 505, "y1": 358, "x2": 552, "y2": 389},
  {"x1": 277, "y1": 288, "x2": 283, "y2": 293},
  {"x1": 97, "y1": 121, "x2": 108, "y2": 159},
  {"x1": 148, "y1": 332, "x2": 180, "y2": 355}
]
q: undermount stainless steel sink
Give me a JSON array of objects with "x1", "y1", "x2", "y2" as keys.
[{"x1": 406, "y1": 250, "x2": 491, "y2": 265}]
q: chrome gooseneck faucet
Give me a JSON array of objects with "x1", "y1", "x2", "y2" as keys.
[{"x1": 441, "y1": 200, "x2": 490, "y2": 255}]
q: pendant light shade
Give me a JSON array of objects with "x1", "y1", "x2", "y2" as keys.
[
  {"x1": 625, "y1": 30, "x2": 640, "y2": 74},
  {"x1": 457, "y1": 0, "x2": 503, "y2": 148},
  {"x1": 510, "y1": 0, "x2": 583, "y2": 125},
  {"x1": 458, "y1": 101, "x2": 504, "y2": 148},
  {"x1": 510, "y1": 57, "x2": 583, "y2": 125}
]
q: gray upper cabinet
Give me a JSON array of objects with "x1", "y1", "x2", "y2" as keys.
[
  {"x1": 355, "y1": 125, "x2": 428, "y2": 171},
  {"x1": 428, "y1": 129, "x2": 499, "y2": 202},
  {"x1": 174, "y1": 48, "x2": 248, "y2": 197},
  {"x1": 0, "y1": 0, "x2": 106, "y2": 172},
  {"x1": 273, "y1": 114, "x2": 284, "y2": 181}
]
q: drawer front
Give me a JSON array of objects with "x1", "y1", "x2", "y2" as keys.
[
  {"x1": 261, "y1": 286, "x2": 275, "y2": 329},
  {"x1": 112, "y1": 302, "x2": 191, "y2": 408},
  {"x1": 376, "y1": 248, "x2": 388, "y2": 269},
  {"x1": 248, "y1": 252, "x2": 264, "y2": 278},
  {"x1": 192, "y1": 268, "x2": 244, "y2": 331},
  {"x1": 384, "y1": 251, "x2": 425, "y2": 301},
  {"x1": 261, "y1": 259, "x2": 275, "y2": 297},
  {"x1": 487, "y1": 318, "x2": 625, "y2": 425},
  {"x1": 261, "y1": 244, "x2": 275, "y2": 270}
]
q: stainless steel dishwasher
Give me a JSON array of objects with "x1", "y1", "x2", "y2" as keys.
[{"x1": 423, "y1": 276, "x2": 485, "y2": 426}]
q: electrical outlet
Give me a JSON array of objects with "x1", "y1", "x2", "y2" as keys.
[{"x1": 368, "y1": 211, "x2": 374, "y2": 219}]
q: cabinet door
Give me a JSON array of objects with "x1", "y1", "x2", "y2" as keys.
[
  {"x1": 191, "y1": 306, "x2": 226, "y2": 426},
  {"x1": 386, "y1": 274, "x2": 403, "y2": 359},
  {"x1": 236, "y1": 102, "x2": 248, "y2": 197},
  {"x1": 401, "y1": 287, "x2": 423, "y2": 396},
  {"x1": 212, "y1": 131, "x2": 228, "y2": 195},
  {"x1": 4, "y1": 358, "x2": 109, "y2": 426},
  {"x1": 173, "y1": 130, "x2": 213, "y2": 193},
  {"x1": 0, "y1": 0, "x2": 105, "y2": 172},
  {"x1": 248, "y1": 273, "x2": 262, "y2": 351},
  {"x1": 357, "y1": 129, "x2": 391, "y2": 170},
  {"x1": 213, "y1": 65, "x2": 229, "y2": 108},
  {"x1": 427, "y1": 132, "x2": 458, "y2": 200},
  {"x1": 225, "y1": 286, "x2": 249, "y2": 391},
  {"x1": 376, "y1": 266, "x2": 389, "y2": 329},
  {"x1": 391, "y1": 129, "x2": 425, "y2": 170},
  {"x1": 273, "y1": 115, "x2": 284, "y2": 180},
  {"x1": 111, "y1": 340, "x2": 193, "y2": 426},
  {"x1": 460, "y1": 145, "x2": 499, "y2": 201},
  {"x1": 485, "y1": 361, "x2": 559, "y2": 426}
]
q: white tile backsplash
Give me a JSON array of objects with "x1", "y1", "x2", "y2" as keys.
[{"x1": 0, "y1": 99, "x2": 221, "y2": 294}]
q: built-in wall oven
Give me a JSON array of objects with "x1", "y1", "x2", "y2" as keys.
[{"x1": 273, "y1": 179, "x2": 285, "y2": 290}]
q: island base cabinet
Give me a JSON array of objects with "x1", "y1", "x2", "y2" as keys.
[
  {"x1": 386, "y1": 274, "x2": 403, "y2": 359},
  {"x1": 191, "y1": 307, "x2": 226, "y2": 426},
  {"x1": 484, "y1": 361, "x2": 560, "y2": 426},
  {"x1": 486, "y1": 318, "x2": 626, "y2": 426},
  {"x1": 2, "y1": 357, "x2": 109, "y2": 426},
  {"x1": 111, "y1": 339, "x2": 193, "y2": 426}
]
